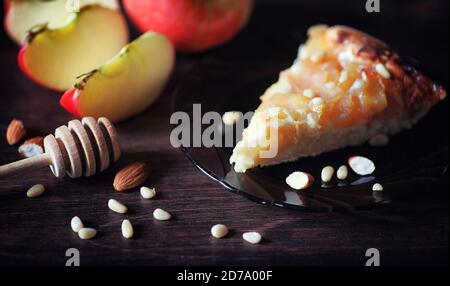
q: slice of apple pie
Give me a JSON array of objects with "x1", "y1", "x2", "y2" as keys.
[{"x1": 230, "y1": 25, "x2": 446, "y2": 173}]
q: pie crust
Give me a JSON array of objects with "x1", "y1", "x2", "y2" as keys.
[{"x1": 230, "y1": 25, "x2": 446, "y2": 173}]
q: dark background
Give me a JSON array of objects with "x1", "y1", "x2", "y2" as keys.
[{"x1": 0, "y1": 0, "x2": 448, "y2": 266}]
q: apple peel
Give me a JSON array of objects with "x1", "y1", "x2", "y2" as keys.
[{"x1": 60, "y1": 88, "x2": 82, "y2": 118}]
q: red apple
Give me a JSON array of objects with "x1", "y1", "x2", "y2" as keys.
[{"x1": 122, "y1": 0, "x2": 254, "y2": 52}]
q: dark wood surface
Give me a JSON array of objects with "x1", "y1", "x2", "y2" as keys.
[{"x1": 0, "y1": 1, "x2": 448, "y2": 266}]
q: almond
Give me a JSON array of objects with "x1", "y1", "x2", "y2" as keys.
[
  {"x1": 18, "y1": 136, "x2": 44, "y2": 158},
  {"x1": 348, "y1": 156, "x2": 376, "y2": 176},
  {"x1": 113, "y1": 162, "x2": 150, "y2": 191},
  {"x1": 6, "y1": 119, "x2": 26, "y2": 145},
  {"x1": 286, "y1": 171, "x2": 314, "y2": 190}
]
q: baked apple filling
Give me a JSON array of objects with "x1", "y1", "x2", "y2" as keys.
[{"x1": 230, "y1": 25, "x2": 446, "y2": 173}]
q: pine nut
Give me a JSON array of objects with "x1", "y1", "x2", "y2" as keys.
[
  {"x1": 350, "y1": 80, "x2": 364, "y2": 90},
  {"x1": 303, "y1": 89, "x2": 315, "y2": 98},
  {"x1": 372, "y1": 183, "x2": 384, "y2": 192},
  {"x1": 140, "y1": 187, "x2": 156, "y2": 199},
  {"x1": 348, "y1": 156, "x2": 376, "y2": 175},
  {"x1": 325, "y1": 82, "x2": 336, "y2": 89},
  {"x1": 286, "y1": 171, "x2": 314, "y2": 190},
  {"x1": 306, "y1": 113, "x2": 319, "y2": 129},
  {"x1": 222, "y1": 111, "x2": 241, "y2": 126},
  {"x1": 26, "y1": 184, "x2": 45, "y2": 198},
  {"x1": 310, "y1": 51, "x2": 325, "y2": 62},
  {"x1": 243, "y1": 232, "x2": 262, "y2": 244},
  {"x1": 121, "y1": 219, "x2": 134, "y2": 239},
  {"x1": 339, "y1": 70, "x2": 349, "y2": 83},
  {"x1": 336, "y1": 165, "x2": 348, "y2": 180},
  {"x1": 211, "y1": 224, "x2": 229, "y2": 239},
  {"x1": 71, "y1": 216, "x2": 84, "y2": 233},
  {"x1": 310, "y1": 97, "x2": 324, "y2": 112},
  {"x1": 78, "y1": 228, "x2": 97, "y2": 240},
  {"x1": 298, "y1": 44, "x2": 308, "y2": 60},
  {"x1": 362, "y1": 72, "x2": 368, "y2": 81},
  {"x1": 375, "y1": 63, "x2": 390, "y2": 79},
  {"x1": 153, "y1": 208, "x2": 171, "y2": 221},
  {"x1": 108, "y1": 199, "x2": 128, "y2": 214},
  {"x1": 321, "y1": 166, "x2": 334, "y2": 183}
]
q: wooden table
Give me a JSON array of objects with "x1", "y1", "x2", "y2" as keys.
[{"x1": 0, "y1": 1, "x2": 448, "y2": 266}]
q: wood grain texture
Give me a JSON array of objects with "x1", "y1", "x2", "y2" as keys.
[{"x1": 0, "y1": 1, "x2": 448, "y2": 266}]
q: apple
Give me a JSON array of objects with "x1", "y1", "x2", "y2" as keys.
[
  {"x1": 17, "y1": 5, "x2": 128, "y2": 91},
  {"x1": 60, "y1": 32, "x2": 175, "y2": 122},
  {"x1": 4, "y1": 0, "x2": 119, "y2": 45},
  {"x1": 122, "y1": 0, "x2": 254, "y2": 52}
]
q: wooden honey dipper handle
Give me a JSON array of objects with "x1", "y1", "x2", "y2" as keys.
[
  {"x1": 0, "y1": 117, "x2": 120, "y2": 179},
  {"x1": 0, "y1": 153, "x2": 51, "y2": 178}
]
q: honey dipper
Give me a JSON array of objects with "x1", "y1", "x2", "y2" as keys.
[{"x1": 0, "y1": 117, "x2": 120, "y2": 178}]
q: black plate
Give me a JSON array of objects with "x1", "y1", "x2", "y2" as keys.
[{"x1": 171, "y1": 2, "x2": 449, "y2": 211}]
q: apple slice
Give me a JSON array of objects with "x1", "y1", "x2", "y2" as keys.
[
  {"x1": 60, "y1": 32, "x2": 175, "y2": 122},
  {"x1": 5, "y1": 0, "x2": 119, "y2": 45},
  {"x1": 18, "y1": 5, "x2": 128, "y2": 91}
]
